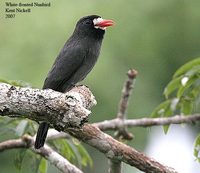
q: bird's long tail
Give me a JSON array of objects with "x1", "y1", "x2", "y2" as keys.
[{"x1": 35, "y1": 122, "x2": 49, "y2": 149}]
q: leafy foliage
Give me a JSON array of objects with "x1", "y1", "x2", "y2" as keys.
[
  {"x1": 151, "y1": 58, "x2": 200, "y2": 161},
  {"x1": 51, "y1": 138, "x2": 93, "y2": 169},
  {"x1": 14, "y1": 149, "x2": 27, "y2": 170},
  {"x1": 0, "y1": 117, "x2": 36, "y2": 137},
  {"x1": 76, "y1": 142, "x2": 93, "y2": 167},
  {"x1": 15, "y1": 150, "x2": 41, "y2": 173},
  {"x1": 38, "y1": 158, "x2": 48, "y2": 173},
  {"x1": 194, "y1": 135, "x2": 200, "y2": 163},
  {"x1": 152, "y1": 58, "x2": 200, "y2": 118}
]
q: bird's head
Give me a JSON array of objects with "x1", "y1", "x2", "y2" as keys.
[{"x1": 74, "y1": 15, "x2": 114, "y2": 39}]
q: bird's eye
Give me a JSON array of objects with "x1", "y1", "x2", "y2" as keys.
[{"x1": 84, "y1": 20, "x2": 92, "y2": 25}]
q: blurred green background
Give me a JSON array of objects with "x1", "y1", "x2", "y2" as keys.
[{"x1": 1, "y1": 0, "x2": 200, "y2": 172}]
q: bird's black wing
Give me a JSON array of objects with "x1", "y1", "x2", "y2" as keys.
[{"x1": 43, "y1": 43, "x2": 86, "y2": 92}]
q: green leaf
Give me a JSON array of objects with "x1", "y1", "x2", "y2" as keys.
[
  {"x1": 162, "y1": 101, "x2": 175, "y2": 133},
  {"x1": 180, "y1": 99, "x2": 193, "y2": 115},
  {"x1": 151, "y1": 100, "x2": 171, "y2": 118},
  {"x1": 0, "y1": 116, "x2": 15, "y2": 125},
  {"x1": 164, "y1": 76, "x2": 182, "y2": 98},
  {"x1": 151, "y1": 99, "x2": 179, "y2": 133},
  {"x1": 164, "y1": 65, "x2": 200, "y2": 98},
  {"x1": 15, "y1": 120, "x2": 28, "y2": 137},
  {"x1": 194, "y1": 134, "x2": 200, "y2": 162},
  {"x1": 177, "y1": 75, "x2": 198, "y2": 98},
  {"x1": 0, "y1": 119, "x2": 16, "y2": 136},
  {"x1": 76, "y1": 144, "x2": 93, "y2": 167},
  {"x1": 173, "y1": 58, "x2": 200, "y2": 78},
  {"x1": 14, "y1": 149, "x2": 27, "y2": 170},
  {"x1": 62, "y1": 140, "x2": 77, "y2": 162},
  {"x1": 190, "y1": 85, "x2": 200, "y2": 99},
  {"x1": 163, "y1": 125, "x2": 170, "y2": 134},
  {"x1": 52, "y1": 139, "x2": 78, "y2": 164},
  {"x1": 38, "y1": 158, "x2": 48, "y2": 173},
  {"x1": 14, "y1": 148, "x2": 41, "y2": 173},
  {"x1": 20, "y1": 151, "x2": 41, "y2": 173},
  {"x1": 184, "y1": 65, "x2": 200, "y2": 77},
  {"x1": 52, "y1": 139, "x2": 93, "y2": 168}
]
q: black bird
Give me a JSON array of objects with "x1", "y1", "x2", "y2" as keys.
[{"x1": 35, "y1": 15, "x2": 114, "y2": 149}]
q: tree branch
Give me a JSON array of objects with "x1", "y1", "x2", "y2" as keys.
[
  {"x1": 0, "y1": 135, "x2": 83, "y2": 173},
  {"x1": 42, "y1": 113, "x2": 200, "y2": 140},
  {"x1": 0, "y1": 83, "x2": 96, "y2": 130},
  {"x1": 68, "y1": 124, "x2": 178, "y2": 173},
  {"x1": 94, "y1": 114, "x2": 200, "y2": 131},
  {"x1": 0, "y1": 83, "x2": 178, "y2": 173},
  {"x1": 109, "y1": 69, "x2": 137, "y2": 173},
  {"x1": 115, "y1": 69, "x2": 137, "y2": 140},
  {"x1": 117, "y1": 69, "x2": 137, "y2": 120}
]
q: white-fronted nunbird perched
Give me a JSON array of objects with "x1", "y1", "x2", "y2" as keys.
[{"x1": 34, "y1": 15, "x2": 114, "y2": 149}]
